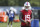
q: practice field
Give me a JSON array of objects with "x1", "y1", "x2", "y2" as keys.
[
  {"x1": 0, "y1": 22, "x2": 40, "y2": 27},
  {"x1": 0, "y1": 15, "x2": 40, "y2": 27},
  {"x1": 0, "y1": 22, "x2": 21, "y2": 27},
  {"x1": 0, "y1": 15, "x2": 21, "y2": 27}
]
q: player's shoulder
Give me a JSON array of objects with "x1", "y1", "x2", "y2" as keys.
[
  {"x1": 28, "y1": 9, "x2": 32, "y2": 12},
  {"x1": 28, "y1": 9, "x2": 32, "y2": 13}
]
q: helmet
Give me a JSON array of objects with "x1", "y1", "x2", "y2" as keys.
[
  {"x1": 10, "y1": 7, "x2": 14, "y2": 11},
  {"x1": 10, "y1": 7, "x2": 17, "y2": 14},
  {"x1": 24, "y1": 2, "x2": 31, "y2": 7},
  {"x1": 24, "y1": 2, "x2": 31, "y2": 10}
]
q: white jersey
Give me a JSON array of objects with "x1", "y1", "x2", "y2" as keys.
[
  {"x1": 6, "y1": 7, "x2": 17, "y2": 18},
  {"x1": 9, "y1": 10, "x2": 15, "y2": 17},
  {"x1": 6, "y1": 9, "x2": 17, "y2": 14},
  {"x1": 6, "y1": 9, "x2": 15, "y2": 18},
  {"x1": 13, "y1": 9, "x2": 17, "y2": 14}
]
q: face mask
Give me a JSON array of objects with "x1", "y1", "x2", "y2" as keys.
[
  {"x1": 24, "y1": 7, "x2": 29, "y2": 10},
  {"x1": 25, "y1": 9, "x2": 28, "y2": 10}
]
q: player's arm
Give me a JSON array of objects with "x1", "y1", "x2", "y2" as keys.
[
  {"x1": 31, "y1": 13, "x2": 32, "y2": 19},
  {"x1": 13, "y1": 12, "x2": 15, "y2": 18},
  {"x1": 19, "y1": 12, "x2": 25, "y2": 23},
  {"x1": 6, "y1": 9, "x2": 9, "y2": 16},
  {"x1": 30, "y1": 12, "x2": 32, "y2": 21}
]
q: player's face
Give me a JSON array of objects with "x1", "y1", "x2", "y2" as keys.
[{"x1": 25, "y1": 6, "x2": 29, "y2": 9}]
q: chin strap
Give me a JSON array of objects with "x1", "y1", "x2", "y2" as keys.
[{"x1": 25, "y1": 9, "x2": 28, "y2": 10}]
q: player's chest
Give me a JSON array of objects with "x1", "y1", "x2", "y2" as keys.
[
  {"x1": 9, "y1": 11, "x2": 14, "y2": 14},
  {"x1": 22, "y1": 11, "x2": 31, "y2": 20},
  {"x1": 22, "y1": 11, "x2": 30, "y2": 15}
]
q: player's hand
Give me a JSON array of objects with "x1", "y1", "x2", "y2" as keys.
[
  {"x1": 25, "y1": 20, "x2": 31, "y2": 24},
  {"x1": 24, "y1": 20, "x2": 27, "y2": 24},
  {"x1": 23, "y1": 20, "x2": 30, "y2": 24},
  {"x1": 23, "y1": 20, "x2": 26, "y2": 23},
  {"x1": 25, "y1": 21, "x2": 27, "y2": 24},
  {"x1": 26, "y1": 20, "x2": 31, "y2": 24}
]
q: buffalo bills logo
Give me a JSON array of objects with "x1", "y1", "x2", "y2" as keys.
[{"x1": 24, "y1": 2, "x2": 28, "y2": 5}]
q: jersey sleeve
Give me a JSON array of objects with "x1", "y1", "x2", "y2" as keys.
[
  {"x1": 13, "y1": 9, "x2": 17, "y2": 14},
  {"x1": 19, "y1": 11, "x2": 25, "y2": 23},
  {"x1": 6, "y1": 9, "x2": 9, "y2": 13},
  {"x1": 29, "y1": 10, "x2": 32, "y2": 15},
  {"x1": 20, "y1": 10, "x2": 23, "y2": 13},
  {"x1": 6, "y1": 9, "x2": 9, "y2": 16}
]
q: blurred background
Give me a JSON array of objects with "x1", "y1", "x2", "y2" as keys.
[
  {"x1": 0, "y1": 0, "x2": 40, "y2": 27},
  {"x1": 0, "y1": 0, "x2": 40, "y2": 6}
]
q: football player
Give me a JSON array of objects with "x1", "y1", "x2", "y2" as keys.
[
  {"x1": 6, "y1": 7, "x2": 16, "y2": 27},
  {"x1": 19, "y1": 2, "x2": 32, "y2": 27}
]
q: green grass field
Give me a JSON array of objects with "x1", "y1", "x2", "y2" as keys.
[
  {"x1": 39, "y1": 22, "x2": 40, "y2": 27},
  {"x1": 0, "y1": 15, "x2": 21, "y2": 27},
  {"x1": 0, "y1": 22, "x2": 21, "y2": 27},
  {"x1": 0, "y1": 22, "x2": 40, "y2": 27},
  {"x1": 0, "y1": 15, "x2": 40, "y2": 27}
]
